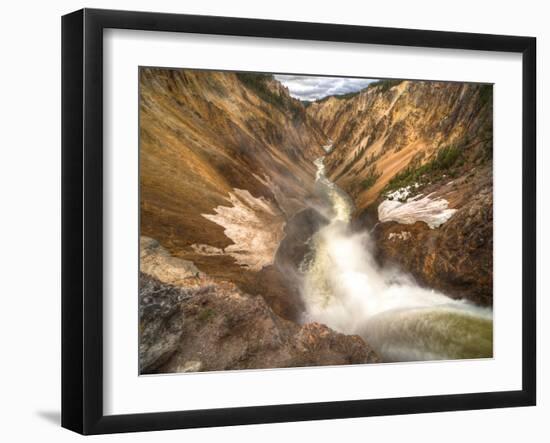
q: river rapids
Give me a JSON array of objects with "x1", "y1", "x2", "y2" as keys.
[{"x1": 299, "y1": 157, "x2": 493, "y2": 362}]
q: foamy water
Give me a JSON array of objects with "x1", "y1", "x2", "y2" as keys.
[{"x1": 300, "y1": 157, "x2": 493, "y2": 362}]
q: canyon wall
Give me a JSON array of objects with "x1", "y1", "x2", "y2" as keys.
[
  {"x1": 140, "y1": 69, "x2": 328, "y2": 319},
  {"x1": 308, "y1": 80, "x2": 493, "y2": 304}
]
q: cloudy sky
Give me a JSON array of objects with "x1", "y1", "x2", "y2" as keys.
[{"x1": 274, "y1": 75, "x2": 377, "y2": 101}]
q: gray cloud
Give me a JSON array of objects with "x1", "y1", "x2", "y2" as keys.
[{"x1": 274, "y1": 75, "x2": 377, "y2": 101}]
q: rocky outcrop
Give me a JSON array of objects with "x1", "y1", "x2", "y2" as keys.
[
  {"x1": 275, "y1": 208, "x2": 329, "y2": 271},
  {"x1": 141, "y1": 236, "x2": 200, "y2": 285},
  {"x1": 139, "y1": 272, "x2": 210, "y2": 373},
  {"x1": 359, "y1": 164, "x2": 493, "y2": 305},
  {"x1": 139, "y1": 239, "x2": 379, "y2": 374}
]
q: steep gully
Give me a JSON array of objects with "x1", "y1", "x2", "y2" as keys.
[{"x1": 292, "y1": 149, "x2": 492, "y2": 361}]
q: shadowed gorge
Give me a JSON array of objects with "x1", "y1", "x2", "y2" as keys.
[{"x1": 139, "y1": 68, "x2": 493, "y2": 373}]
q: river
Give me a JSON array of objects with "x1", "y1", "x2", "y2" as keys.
[{"x1": 299, "y1": 157, "x2": 493, "y2": 362}]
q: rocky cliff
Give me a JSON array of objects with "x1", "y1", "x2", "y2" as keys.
[
  {"x1": 140, "y1": 68, "x2": 327, "y2": 319},
  {"x1": 307, "y1": 79, "x2": 493, "y2": 304},
  {"x1": 307, "y1": 80, "x2": 492, "y2": 210},
  {"x1": 140, "y1": 236, "x2": 379, "y2": 373}
]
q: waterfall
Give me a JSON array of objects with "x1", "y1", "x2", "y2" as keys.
[{"x1": 300, "y1": 157, "x2": 493, "y2": 362}]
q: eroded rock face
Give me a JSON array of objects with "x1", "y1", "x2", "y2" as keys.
[
  {"x1": 275, "y1": 208, "x2": 329, "y2": 270},
  {"x1": 139, "y1": 272, "x2": 378, "y2": 374},
  {"x1": 139, "y1": 69, "x2": 329, "y2": 321},
  {"x1": 308, "y1": 80, "x2": 492, "y2": 212},
  {"x1": 368, "y1": 175, "x2": 493, "y2": 305},
  {"x1": 140, "y1": 68, "x2": 326, "y2": 263}
]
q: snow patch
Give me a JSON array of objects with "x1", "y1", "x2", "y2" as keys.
[
  {"x1": 322, "y1": 141, "x2": 333, "y2": 153},
  {"x1": 190, "y1": 244, "x2": 225, "y2": 255},
  {"x1": 378, "y1": 193, "x2": 456, "y2": 229},
  {"x1": 388, "y1": 231, "x2": 412, "y2": 241},
  {"x1": 385, "y1": 183, "x2": 420, "y2": 202},
  {"x1": 200, "y1": 189, "x2": 285, "y2": 271}
]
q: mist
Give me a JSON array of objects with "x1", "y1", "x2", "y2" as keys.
[{"x1": 298, "y1": 158, "x2": 493, "y2": 362}]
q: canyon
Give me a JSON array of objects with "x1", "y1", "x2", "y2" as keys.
[{"x1": 139, "y1": 69, "x2": 493, "y2": 373}]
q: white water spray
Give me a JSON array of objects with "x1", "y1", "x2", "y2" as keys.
[{"x1": 300, "y1": 157, "x2": 493, "y2": 362}]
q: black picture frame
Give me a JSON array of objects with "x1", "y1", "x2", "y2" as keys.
[{"x1": 62, "y1": 8, "x2": 537, "y2": 435}]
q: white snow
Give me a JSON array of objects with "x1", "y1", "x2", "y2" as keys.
[
  {"x1": 322, "y1": 141, "x2": 333, "y2": 153},
  {"x1": 200, "y1": 189, "x2": 285, "y2": 271},
  {"x1": 190, "y1": 244, "x2": 225, "y2": 255},
  {"x1": 385, "y1": 183, "x2": 420, "y2": 202},
  {"x1": 378, "y1": 192, "x2": 456, "y2": 229},
  {"x1": 388, "y1": 231, "x2": 412, "y2": 241}
]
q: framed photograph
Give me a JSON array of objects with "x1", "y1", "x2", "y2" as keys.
[{"x1": 62, "y1": 8, "x2": 536, "y2": 435}]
